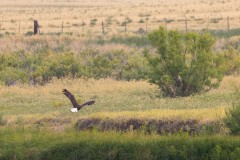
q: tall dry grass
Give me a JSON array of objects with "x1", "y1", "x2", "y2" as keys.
[{"x1": 1, "y1": 76, "x2": 240, "y2": 124}]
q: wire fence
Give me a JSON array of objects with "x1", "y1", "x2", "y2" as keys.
[{"x1": 0, "y1": 16, "x2": 239, "y2": 36}]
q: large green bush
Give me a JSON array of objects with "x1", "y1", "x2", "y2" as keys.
[{"x1": 146, "y1": 27, "x2": 225, "y2": 97}]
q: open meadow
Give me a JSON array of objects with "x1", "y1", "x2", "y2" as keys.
[{"x1": 2, "y1": 0, "x2": 240, "y2": 159}]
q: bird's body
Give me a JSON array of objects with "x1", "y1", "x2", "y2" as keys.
[
  {"x1": 71, "y1": 108, "x2": 78, "y2": 112},
  {"x1": 63, "y1": 89, "x2": 95, "y2": 112}
]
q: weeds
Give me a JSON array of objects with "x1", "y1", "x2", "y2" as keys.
[{"x1": 1, "y1": 128, "x2": 240, "y2": 160}]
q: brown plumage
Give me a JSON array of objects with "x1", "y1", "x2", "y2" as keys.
[{"x1": 63, "y1": 89, "x2": 95, "y2": 111}]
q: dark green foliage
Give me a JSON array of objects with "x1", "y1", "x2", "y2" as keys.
[
  {"x1": 224, "y1": 100, "x2": 240, "y2": 135},
  {"x1": 217, "y1": 47, "x2": 240, "y2": 76},
  {"x1": 2, "y1": 127, "x2": 240, "y2": 160},
  {"x1": 39, "y1": 136, "x2": 240, "y2": 160},
  {"x1": 146, "y1": 27, "x2": 225, "y2": 97},
  {"x1": 0, "y1": 49, "x2": 148, "y2": 85}
]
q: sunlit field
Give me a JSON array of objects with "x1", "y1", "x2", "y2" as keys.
[
  {"x1": 2, "y1": 0, "x2": 240, "y2": 159},
  {"x1": 1, "y1": 76, "x2": 239, "y2": 123},
  {"x1": 1, "y1": 0, "x2": 240, "y2": 36}
]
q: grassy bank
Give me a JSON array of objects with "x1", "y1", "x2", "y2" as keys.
[{"x1": 1, "y1": 128, "x2": 240, "y2": 160}]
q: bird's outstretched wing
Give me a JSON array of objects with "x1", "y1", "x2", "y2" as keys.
[
  {"x1": 62, "y1": 89, "x2": 79, "y2": 108},
  {"x1": 78, "y1": 100, "x2": 95, "y2": 110}
]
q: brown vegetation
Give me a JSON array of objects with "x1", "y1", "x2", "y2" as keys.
[{"x1": 75, "y1": 117, "x2": 221, "y2": 134}]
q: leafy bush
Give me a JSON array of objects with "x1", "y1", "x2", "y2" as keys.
[
  {"x1": 146, "y1": 27, "x2": 225, "y2": 97},
  {"x1": 0, "y1": 67, "x2": 28, "y2": 85},
  {"x1": 224, "y1": 100, "x2": 240, "y2": 135},
  {"x1": 218, "y1": 47, "x2": 240, "y2": 76}
]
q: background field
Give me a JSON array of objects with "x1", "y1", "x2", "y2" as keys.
[{"x1": 1, "y1": 0, "x2": 240, "y2": 36}]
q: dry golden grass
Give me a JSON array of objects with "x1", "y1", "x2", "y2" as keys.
[
  {"x1": 0, "y1": 34, "x2": 141, "y2": 54},
  {"x1": 0, "y1": 0, "x2": 240, "y2": 36},
  {"x1": 85, "y1": 107, "x2": 226, "y2": 122},
  {"x1": 1, "y1": 76, "x2": 240, "y2": 125}
]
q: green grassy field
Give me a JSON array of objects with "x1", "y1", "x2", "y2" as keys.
[
  {"x1": 1, "y1": 76, "x2": 237, "y2": 120},
  {"x1": 1, "y1": 72, "x2": 240, "y2": 159}
]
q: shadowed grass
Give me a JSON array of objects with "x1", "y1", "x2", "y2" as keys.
[{"x1": 1, "y1": 127, "x2": 240, "y2": 160}]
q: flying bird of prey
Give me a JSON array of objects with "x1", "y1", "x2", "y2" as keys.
[{"x1": 63, "y1": 89, "x2": 95, "y2": 112}]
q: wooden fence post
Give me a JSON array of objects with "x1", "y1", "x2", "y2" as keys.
[
  {"x1": 82, "y1": 21, "x2": 84, "y2": 32},
  {"x1": 124, "y1": 18, "x2": 127, "y2": 32},
  {"x1": 19, "y1": 20, "x2": 20, "y2": 34},
  {"x1": 164, "y1": 19, "x2": 167, "y2": 30},
  {"x1": 185, "y1": 16, "x2": 188, "y2": 32},
  {"x1": 62, "y1": 21, "x2": 63, "y2": 34},
  {"x1": 207, "y1": 16, "x2": 209, "y2": 30},
  {"x1": 146, "y1": 20, "x2": 148, "y2": 33},
  {"x1": 227, "y1": 16, "x2": 230, "y2": 31},
  {"x1": 102, "y1": 21, "x2": 104, "y2": 34},
  {"x1": 34, "y1": 20, "x2": 39, "y2": 35}
]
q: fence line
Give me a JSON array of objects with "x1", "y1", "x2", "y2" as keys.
[{"x1": 0, "y1": 16, "x2": 239, "y2": 36}]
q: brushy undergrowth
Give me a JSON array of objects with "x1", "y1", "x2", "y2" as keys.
[
  {"x1": 1, "y1": 34, "x2": 240, "y2": 86},
  {"x1": 0, "y1": 35, "x2": 151, "y2": 85},
  {"x1": 0, "y1": 49, "x2": 149, "y2": 85},
  {"x1": 1, "y1": 127, "x2": 240, "y2": 160}
]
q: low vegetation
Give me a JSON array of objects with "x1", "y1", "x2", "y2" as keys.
[
  {"x1": 0, "y1": 48, "x2": 148, "y2": 85},
  {"x1": 224, "y1": 94, "x2": 240, "y2": 135},
  {"x1": 1, "y1": 128, "x2": 240, "y2": 160}
]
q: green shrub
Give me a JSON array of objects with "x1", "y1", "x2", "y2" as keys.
[
  {"x1": 224, "y1": 100, "x2": 240, "y2": 135},
  {"x1": 146, "y1": 27, "x2": 225, "y2": 97},
  {"x1": 0, "y1": 67, "x2": 28, "y2": 85},
  {"x1": 217, "y1": 47, "x2": 240, "y2": 76},
  {"x1": 0, "y1": 49, "x2": 148, "y2": 85}
]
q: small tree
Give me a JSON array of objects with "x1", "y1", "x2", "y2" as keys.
[
  {"x1": 224, "y1": 102, "x2": 240, "y2": 135},
  {"x1": 146, "y1": 27, "x2": 224, "y2": 97},
  {"x1": 224, "y1": 91, "x2": 240, "y2": 135}
]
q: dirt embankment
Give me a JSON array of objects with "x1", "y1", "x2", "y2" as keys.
[{"x1": 75, "y1": 118, "x2": 221, "y2": 134}]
